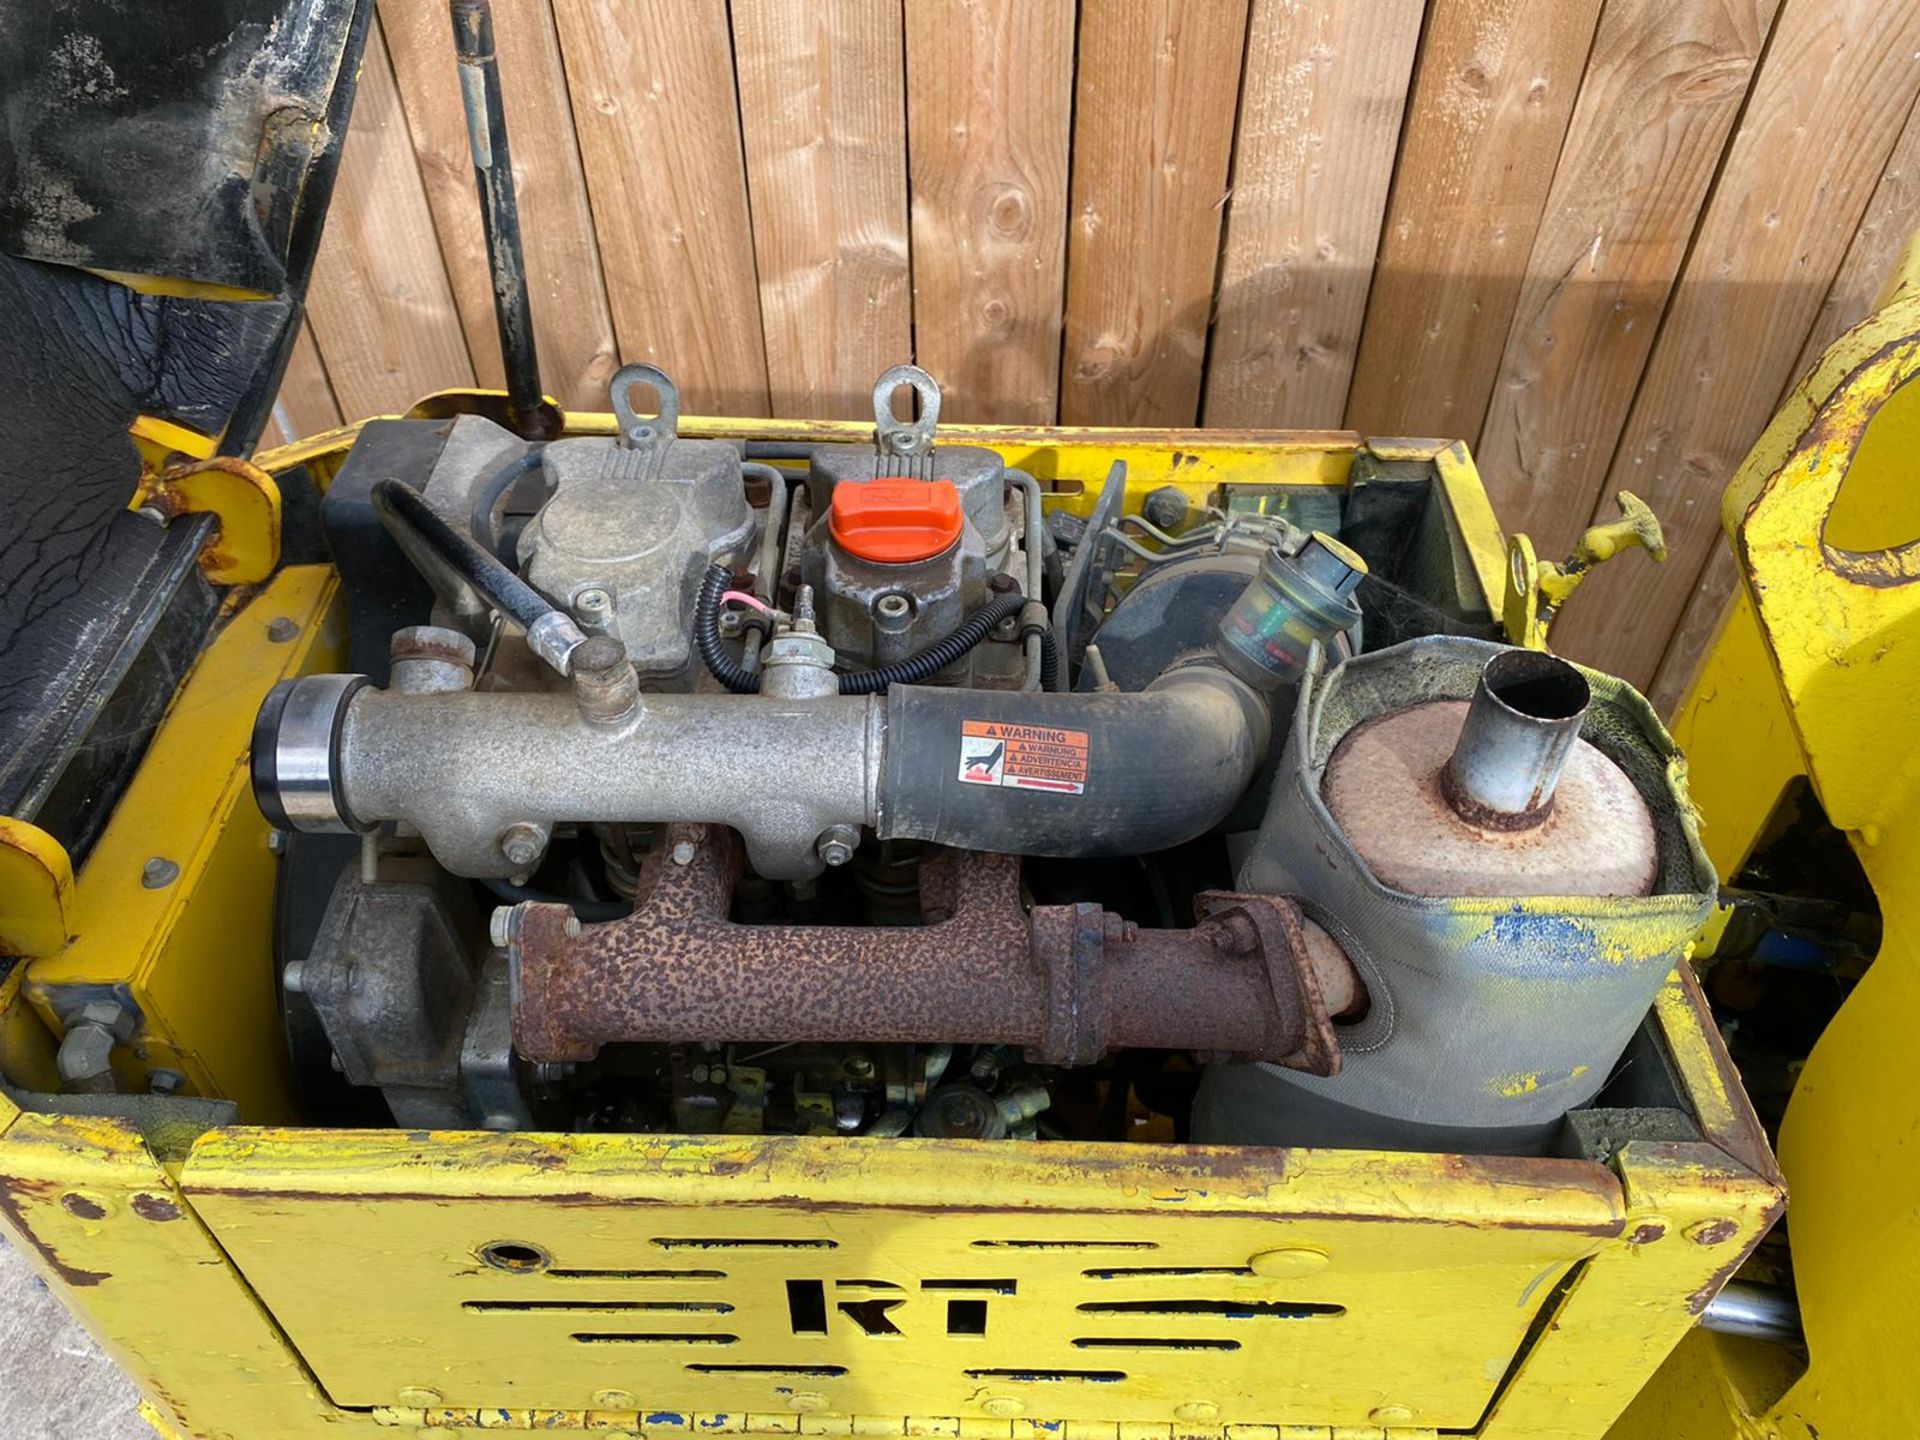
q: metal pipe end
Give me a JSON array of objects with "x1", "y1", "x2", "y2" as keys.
[{"x1": 1443, "y1": 650, "x2": 1591, "y2": 829}]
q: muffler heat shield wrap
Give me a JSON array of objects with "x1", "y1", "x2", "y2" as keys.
[{"x1": 1207, "y1": 636, "x2": 1715, "y2": 1152}]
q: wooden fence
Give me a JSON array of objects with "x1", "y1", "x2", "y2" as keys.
[{"x1": 268, "y1": 0, "x2": 1920, "y2": 707}]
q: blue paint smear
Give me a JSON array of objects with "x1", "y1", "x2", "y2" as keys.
[
  {"x1": 1486, "y1": 907, "x2": 1606, "y2": 974},
  {"x1": 647, "y1": 1413, "x2": 686, "y2": 1426}
]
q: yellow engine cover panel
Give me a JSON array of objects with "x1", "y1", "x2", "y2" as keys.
[{"x1": 181, "y1": 1131, "x2": 1621, "y2": 1428}]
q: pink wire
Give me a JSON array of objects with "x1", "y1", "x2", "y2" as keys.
[{"x1": 721, "y1": 589, "x2": 775, "y2": 616}]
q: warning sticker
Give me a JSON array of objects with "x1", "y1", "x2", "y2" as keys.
[{"x1": 958, "y1": 720, "x2": 1089, "y2": 794}]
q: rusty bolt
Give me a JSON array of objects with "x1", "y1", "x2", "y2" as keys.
[
  {"x1": 671, "y1": 840, "x2": 698, "y2": 867},
  {"x1": 988, "y1": 571, "x2": 1019, "y2": 594},
  {"x1": 500, "y1": 823, "x2": 548, "y2": 869},
  {"x1": 816, "y1": 824, "x2": 859, "y2": 867},
  {"x1": 141, "y1": 856, "x2": 180, "y2": 889},
  {"x1": 267, "y1": 617, "x2": 300, "y2": 643}
]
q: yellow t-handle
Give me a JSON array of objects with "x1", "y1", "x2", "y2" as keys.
[{"x1": 1503, "y1": 492, "x2": 1667, "y2": 648}]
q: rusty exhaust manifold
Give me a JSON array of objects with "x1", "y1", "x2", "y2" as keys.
[{"x1": 507, "y1": 825, "x2": 1339, "y2": 1073}]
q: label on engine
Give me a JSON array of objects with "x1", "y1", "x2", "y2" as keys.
[{"x1": 958, "y1": 720, "x2": 1088, "y2": 794}]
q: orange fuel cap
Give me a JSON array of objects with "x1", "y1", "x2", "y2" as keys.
[{"x1": 829, "y1": 479, "x2": 965, "y2": 564}]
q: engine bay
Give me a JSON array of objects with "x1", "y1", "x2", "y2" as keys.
[{"x1": 248, "y1": 363, "x2": 1712, "y2": 1155}]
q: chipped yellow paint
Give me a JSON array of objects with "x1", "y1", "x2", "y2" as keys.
[
  {"x1": 1489, "y1": 1067, "x2": 1590, "y2": 1100},
  {"x1": 0, "y1": 421, "x2": 1776, "y2": 1440},
  {"x1": 0, "y1": 817, "x2": 73, "y2": 958}
]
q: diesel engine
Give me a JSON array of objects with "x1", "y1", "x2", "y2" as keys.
[{"x1": 253, "y1": 363, "x2": 1713, "y2": 1153}]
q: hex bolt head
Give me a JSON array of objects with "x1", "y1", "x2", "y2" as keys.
[
  {"x1": 266, "y1": 616, "x2": 300, "y2": 643},
  {"x1": 282, "y1": 961, "x2": 308, "y2": 995},
  {"x1": 1143, "y1": 485, "x2": 1190, "y2": 530},
  {"x1": 488, "y1": 906, "x2": 516, "y2": 949},
  {"x1": 147, "y1": 1068, "x2": 186, "y2": 1097},
  {"x1": 574, "y1": 586, "x2": 614, "y2": 621},
  {"x1": 141, "y1": 856, "x2": 180, "y2": 889},
  {"x1": 670, "y1": 840, "x2": 698, "y2": 867},
  {"x1": 816, "y1": 824, "x2": 859, "y2": 867},
  {"x1": 499, "y1": 823, "x2": 547, "y2": 869}
]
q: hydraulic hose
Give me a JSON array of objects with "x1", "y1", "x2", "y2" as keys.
[
  {"x1": 879, "y1": 662, "x2": 1269, "y2": 857},
  {"x1": 696, "y1": 562, "x2": 1031, "y2": 697},
  {"x1": 373, "y1": 478, "x2": 586, "y2": 676},
  {"x1": 469, "y1": 447, "x2": 546, "y2": 562}
]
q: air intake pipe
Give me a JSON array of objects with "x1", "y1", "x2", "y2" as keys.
[{"x1": 253, "y1": 656, "x2": 1272, "y2": 882}]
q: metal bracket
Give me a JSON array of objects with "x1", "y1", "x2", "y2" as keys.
[
  {"x1": 1503, "y1": 490, "x2": 1666, "y2": 648},
  {"x1": 0, "y1": 818, "x2": 74, "y2": 960},
  {"x1": 129, "y1": 455, "x2": 283, "y2": 585},
  {"x1": 609, "y1": 362, "x2": 680, "y2": 473},
  {"x1": 872, "y1": 364, "x2": 941, "y2": 466}
]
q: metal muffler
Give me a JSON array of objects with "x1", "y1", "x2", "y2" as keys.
[{"x1": 1197, "y1": 636, "x2": 1715, "y2": 1154}]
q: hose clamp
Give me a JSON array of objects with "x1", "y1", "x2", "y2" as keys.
[{"x1": 252, "y1": 674, "x2": 371, "y2": 833}]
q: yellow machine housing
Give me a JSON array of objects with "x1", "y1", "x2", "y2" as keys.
[{"x1": 0, "y1": 412, "x2": 1782, "y2": 1440}]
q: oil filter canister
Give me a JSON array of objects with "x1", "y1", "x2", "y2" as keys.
[{"x1": 1196, "y1": 635, "x2": 1715, "y2": 1154}]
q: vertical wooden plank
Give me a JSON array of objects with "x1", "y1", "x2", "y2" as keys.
[
  {"x1": 382, "y1": 0, "x2": 619, "y2": 411},
  {"x1": 1476, "y1": 0, "x2": 1778, "y2": 559},
  {"x1": 1547, "y1": 0, "x2": 1920, "y2": 686},
  {"x1": 1202, "y1": 0, "x2": 1425, "y2": 428},
  {"x1": 552, "y1": 0, "x2": 769, "y2": 416},
  {"x1": 305, "y1": 21, "x2": 476, "y2": 419},
  {"x1": 733, "y1": 0, "x2": 910, "y2": 419},
  {"x1": 263, "y1": 321, "x2": 344, "y2": 449},
  {"x1": 1344, "y1": 0, "x2": 1605, "y2": 440},
  {"x1": 1059, "y1": 0, "x2": 1251, "y2": 427},
  {"x1": 1646, "y1": 94, "x2": 1920, "y2": 714},
  {"x1": 904, "y1": 0, "x2": 1074, "y2": 425}
]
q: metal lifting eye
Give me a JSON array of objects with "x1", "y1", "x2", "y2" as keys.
[
  {"x1": 872, "y1": 364, "x2": 941, "y2": 457},
  {"x1": 610, "y1": 362, "x2": 680, "y2": 451}
]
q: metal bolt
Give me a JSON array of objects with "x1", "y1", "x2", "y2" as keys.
[
  {"x1": 147, "y1": 1068, "x2": 186, "y2": 1096},
  {"x1": 141, "y1": 857, "x2": 179, "y2": 889},
  {"x1": 593, "y1": 1389, "x2": 638, "y2": 1411},
  {"x1": 267, "y1": 829, "x2": 288, "y2": 855},
  {"x1": 1174, "y1": 1401, "x2": 1219, "y2": 1423},
  {"x1": 499, "y1": 823, "x2": 547, "y2": 869},
  {"x1": 987, "y1": 570, "x2": 1019, "y2": 594},
  {"x1": 565, "y1": 914, "x2": 583, "y2": 938},
  {"x1": 670, "y1": 839, "x2": 698, "y2": 866},
  {"x1": 816, "y1": 824, "x2": 859, "y2": 867},
  {"x1": 136, "y1": 504, "x2": 169, "y2": 526},
  {"x1": 266, "y1": 616, "x2": 300, "y2": 643},
  {"x1": 489, "y1": 906, "x2": 516, "y2": 949},
  {"x1": 282, "y1": 961, "x2": 307, "y2": 995},
  {"x1": 719, "y1": 610, "x2": 744, "y2": 636},
  {"x1": 981, "y1": 1396, "x2": 1024, "y2": 1418},
  {"x1": 786, "y1": 1392, "x2": 828, "y2": 1414},
  {"x1": 845, "y1": 1054, "x2": 875, "y2": 1080},
  {"x1": 1370, "y1": 1404, "x2": 1415, "y2": 1425},
  {"x1": 574, "y1": 586, "x2": 614, "y2": 624},
  {"x1": 1142, "y1": 485, "x2": 1190, "y2": 530}
]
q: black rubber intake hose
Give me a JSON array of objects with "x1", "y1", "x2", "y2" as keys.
[
  {"x1": 373, "y1": 477, "x2": 555, "y2": 633},
  {"x1": 880, "y1": 664, "x2": 1270, "y2": 856},
  {"x1": 696, "y1": 563, "x2": 1033, "y2": 696}
]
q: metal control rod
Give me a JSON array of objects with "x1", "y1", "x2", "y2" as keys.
[{"x1": 450, "y1": 0, "x2": 559, "y2": 440}]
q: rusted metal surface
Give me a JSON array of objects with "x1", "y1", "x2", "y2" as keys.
[
  {"x1": 1325, "y1": 699, "x2": 1658, "y2": 899},
  {"x1": 510, "y1": 824, "x2": 1337, "y2": 1071}
]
